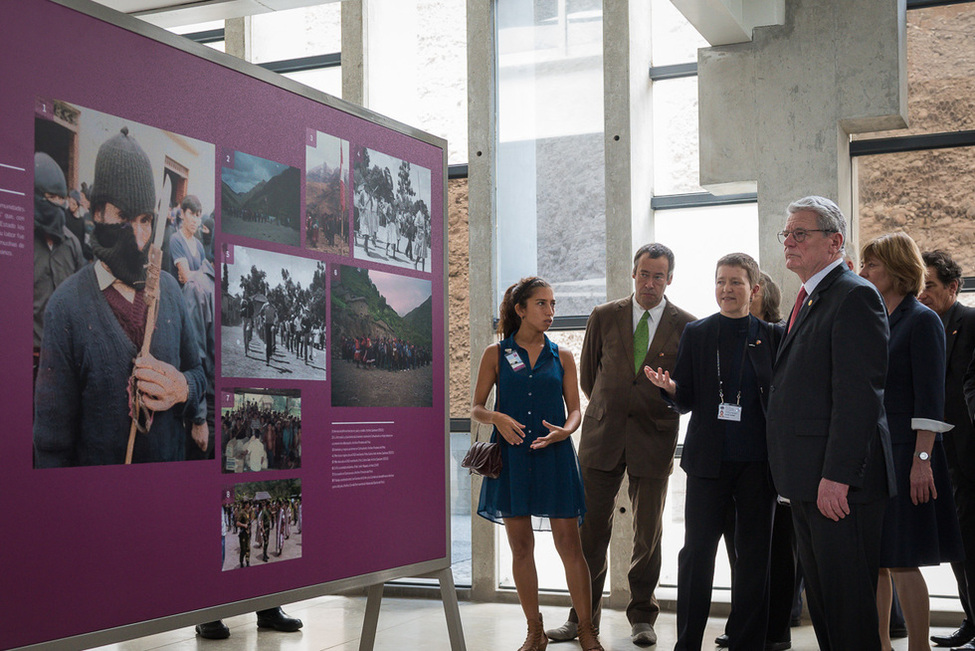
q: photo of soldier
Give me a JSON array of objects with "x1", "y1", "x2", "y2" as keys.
[
  {"x1": 221, "y1": 150, "x2": 300, "y2": 248},
  {"x1": 220, "y1": 245, "x2": 327, "y2": 381},
  {"x1": 304, "y1": 130, "x2": 350, "y2": 256},
  {"x1": 221, "y1": 388, "x2": 301, "y2": 472},
  {"x1": 351, "y1": 146, "x2": 433, "y2": 273},
  {"x1": 222, "y1": 479, "x2": 302, "y2": 572},
  {"x1": 33, "y1": 126, "x2": 207, "y2": 467},
  {"x1": 331, "y1": 265, "x2": 433, "y2": 407}
]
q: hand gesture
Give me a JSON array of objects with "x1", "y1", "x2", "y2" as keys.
[
  {"x1": 191, "y1": 421, "x2": 209, "y2": 452},
  {"x1": 492, "y1": 412, "x2": 526, "y2": 445},
  {"x1": 531, "y1": 420, "x2": 571, "y2": 449},
  {"x1": 644, "y1": 366, "x2": 677, "y2": 396}
]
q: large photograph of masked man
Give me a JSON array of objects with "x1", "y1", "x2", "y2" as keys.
[{"x1": 33, "y1": 99, "x2": 217, "y2": 467}]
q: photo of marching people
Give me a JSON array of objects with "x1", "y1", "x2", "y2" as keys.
[
  {"x1": 331, "y1": 265, "x2": 433, "y2": 407},
  {"x1": 352, "y1": 146, "x2": 432, "y2": 273},
  {"x1": 221, "y1": 479, "x2": 302, "y2": 571},
  {"x1": 305, "y1": 130, "x2": 350, "y2": 257},
  {"x1": 221, "y1": 150, "x2": 301, "y2": 247},
  {"x1": 221, "y1": 388, "x2": 301, "y2": 473},
  {"x1": 32, "y1": 99, "x2": 217, "y2": 467},
  {"x1": 220, "y1": 244, "x2": 327, "y2": 381}
]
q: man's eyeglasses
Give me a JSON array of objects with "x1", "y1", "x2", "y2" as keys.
[{"x1": 777, "y1": 229, "x2": 835, "y2": 244}]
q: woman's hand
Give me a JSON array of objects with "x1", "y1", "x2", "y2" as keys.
[
  {"x1": 910, "y1": 456, "x2": 937, "y2": 505},
  {"x1": 644, "y1": 366, "x2": 676, "y2": 396},
  {"x1": 492, "y1": 412, "x2": 526, "y2": 445},
  {"x1": 531, "y1": 420, "x2": 571, "y2": 449}
]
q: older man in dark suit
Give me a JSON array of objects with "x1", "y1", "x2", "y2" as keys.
[
  {"x1": 766, "y1": 196, "x2": 895, "y2": 651},
  {"x1": 920, "y1": 251, "x2": 975, "y2": 650},
  {"x1": 547, "y1": 243, "x2": 695, "y2": 646}
]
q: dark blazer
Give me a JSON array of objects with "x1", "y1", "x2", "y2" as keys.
[
  {"x1": 766, "y1": 264, "x2": 895, "y2": 503},
  {"x1": 578, "y1": 295, "x2": 695, "y2": 478},
  {"x1": 885, "y1": 295, "x2": 946, "y2": 444},
  {"x1": 946, "y1": 302, "x2": 975, "y2": 482},
  {"x1": 664, "y1": 313, "x2": 782, "y2": 479}
]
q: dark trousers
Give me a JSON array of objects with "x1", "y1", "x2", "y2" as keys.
[
  {"x1": 949, "y1": 466, "x2": 975, "y2": 626},
  {"x1": 569, "y1": 462, "x2": 668, "y2": 627},
  {"x1": 792, "y1": 498, "x2": 886, "y2": 651},
  {"x1": 676, "y1": 462, "x2": 775, "y2": 651}
]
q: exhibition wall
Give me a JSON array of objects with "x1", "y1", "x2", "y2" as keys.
[{"x1": 0, "y1": 1, "x2": 448, "y2": 648}]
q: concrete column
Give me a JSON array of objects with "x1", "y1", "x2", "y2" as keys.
[
  {"x1": 601, "y1": 0, "x2": 654, "y2": 610},
  {"x1": 466, "y1": 0, "x2": 498, "y2": 603},
  {"x1": 223, "y1": 16, "x2": 251, "y2": 62},
  {"x1": 697, "y1": 0, "x2": 906, "y2": 297},
  {"x1": 341, "y1": 0, "x2": 365, "y2": 106}
]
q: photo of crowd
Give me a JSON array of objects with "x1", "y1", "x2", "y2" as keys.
[
  {"x1": 221, "y1": 388, "x2": 301, "y2": 472},
  {"x1": 305, "y1": 130, "x2": 349, "y2": 256},
  {"x1": 222, "y1": 479, "x2": 302, "y2": 571},
  {"x1": 32, "y1": 99, "x2": 217, "y2": 467},
  {"x1": 331, "y1": 265, "x2": 433, "y2": 407},
  {"x1": 352, "y1": 146, "x2": 432, "y2": 273},
  {"x1": 221, "y1": 150, "x2": 301, "y2": 247},
  {"x1": 220, "y1": 244, "x2": 327, "y2": 381}
]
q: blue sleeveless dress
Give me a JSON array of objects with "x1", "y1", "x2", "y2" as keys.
[{"x1": 477, "y1": 335, "x2": 587, "y2": 525}]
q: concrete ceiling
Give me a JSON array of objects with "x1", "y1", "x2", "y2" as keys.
[{"x1": 93, "y1": 0, "x2": 341, "y2": 28}]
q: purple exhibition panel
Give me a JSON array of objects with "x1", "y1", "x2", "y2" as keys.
[{"x1": 0, "y1": 1, "x2": 447, "y2": 649}]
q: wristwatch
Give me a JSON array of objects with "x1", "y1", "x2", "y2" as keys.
[{"x1": 915, "y1": 450, "x2": 930, "y2": 461}]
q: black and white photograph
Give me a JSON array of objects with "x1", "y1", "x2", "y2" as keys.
[
  {"x1": 352, "y1": 146, "x2": 432, "y2": 273},
  {"x1": 221, "y1": 388, "x2": 302, "y2": 473},
  {"x1": 305, "y1": 130, "x2": 350, "y2": 257},
  {"x1": 220, "y1": 244, "x2": 327, "y2": 381},
  {"x1": 331, "y1": 265, "x2": 433, "y2": 407},
  {"x1": 221, "y1": 150, "x2": 301, "y2": 247},
  {"x1": 221, "y1": 479, "x2": 302, "y2": 571},
  {"x1": 32, "y1": 98, "x2": 217, "y2": 468}
]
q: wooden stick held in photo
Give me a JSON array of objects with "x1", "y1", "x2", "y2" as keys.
[{"x1": 125, "y1": 175, "x2": 171, "y2": 464}]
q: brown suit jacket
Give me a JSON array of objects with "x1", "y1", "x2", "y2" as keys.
[{"x1": 578, "y1": 295, "x2": 695, "y2": 478}]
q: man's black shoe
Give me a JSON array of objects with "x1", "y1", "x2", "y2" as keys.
[
  {"x1": 256, "y1": 607, "x2": 303, "y2": 632},
  {"x1": 933, "y1": 621, "x2": 975, "y2": 647},
  {"x1": 765, "y1": 642, "x2": 791, "y2": 651},
  {"x1": 715, "y1": 633, "x2": 729, "y2": 647},
  {"x1": 195, "y1": 621, "x2": 231, "y2": 639}
]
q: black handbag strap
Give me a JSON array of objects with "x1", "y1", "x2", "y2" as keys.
[{"x1": 473, "y1": 343, "x2": 503, "y2": 444}]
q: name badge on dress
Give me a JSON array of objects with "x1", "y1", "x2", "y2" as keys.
[
  {"x1": 504, "y1": 350, "x2": 527, "y2": 372},
  {"x1": 717, "y1": 403, "x2": 742, "y2": 422}
]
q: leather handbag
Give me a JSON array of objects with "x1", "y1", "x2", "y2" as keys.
[
  {"x1": 461, "y1": 343, "x2": 503, "y2": 479},
  {"x1": 461, "y1": 438, "x2": 501, "y2": 478}
]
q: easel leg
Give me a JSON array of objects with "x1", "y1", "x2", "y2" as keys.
[
  {"x1": 436, "y1": 567, "x2": 467, "y2": 651},
  {"x1": 358, "y1": 582, "x2": 384, "y2": 651}
]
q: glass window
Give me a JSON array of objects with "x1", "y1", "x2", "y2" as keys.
[
  {"x1": 496, "y1": 0, "x2": 606, "y2": 318},
  {"x1": 365, "y1": 0, "x2": 468, "y2": 165},
  {"x1": 282, "y1": 67, "x2": 342, "y2": 99},
  {"x1": 169, "y1": 20, "x2": 223, "y2": 35},
  {"x1": 448, "y1": 177, "x2": 471, "y2": 419},
  {"x1": 856, "y1": 3, "x2": 975, "y2": 139},
  {"x1": 857, "y1": 146, "x2": 975, "y2": 274},
  {"x1": 651, "y1": 0, "x2": 708, "y2": 67},
  {"x1": 451, "y1": 430, "x2": 473, "y2": 586},
  {"x1": 250, "y1": 4, "x2": 342, "y2": 64},
  {"x1": 653, "y1": 77, "x2": 704, "y2": 195},
  {"x1": 652, "y1": 203, "x2": 761, "y2": 327}
]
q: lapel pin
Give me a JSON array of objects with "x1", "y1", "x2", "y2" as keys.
[
  {"x1": 953, "y1": 330, "x2": 959, "y2": 335},
  {"x1": 755, "y1": 339, "x2": 762, "y2": 345},
  {"x1": 807, "y1": 300, "x2": 812, "y2": 306}
]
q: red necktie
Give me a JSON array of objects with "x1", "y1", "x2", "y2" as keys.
[{"x1": 788, "y1": 286, "x2": 808, "y2": 333}]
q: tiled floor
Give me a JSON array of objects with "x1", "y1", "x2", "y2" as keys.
[{"x1": 92, "y1": 594, "x2": 952, "y2": 650}]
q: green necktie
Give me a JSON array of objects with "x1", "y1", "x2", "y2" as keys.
[{"x1": 634, "y1": 310, "x2": 649, "y2": 374}]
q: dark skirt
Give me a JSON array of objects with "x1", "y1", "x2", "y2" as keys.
[{"x1": 879, "y1": 439, "x2": 964, "y2": 567}]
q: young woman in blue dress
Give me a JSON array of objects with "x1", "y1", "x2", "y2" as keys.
[{"x1": 471, "y1": 277, "x2": 602, "y2": 651}]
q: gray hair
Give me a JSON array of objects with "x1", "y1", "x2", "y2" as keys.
[{"x1": 787, "y1": 196, "x2": 846, "y2": 252}]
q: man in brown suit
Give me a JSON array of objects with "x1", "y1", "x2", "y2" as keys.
[{"x1": 547, "y1": 243, "x2": 695, "y2": 646}]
